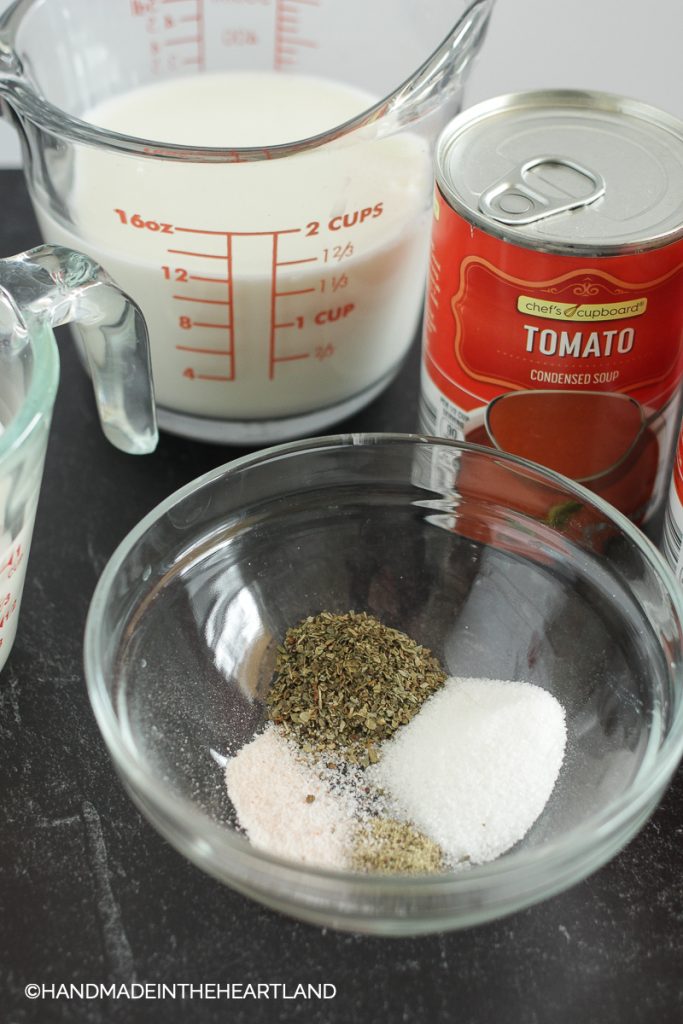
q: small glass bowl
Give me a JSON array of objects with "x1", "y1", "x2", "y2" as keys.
[{"x1": 84, "y1": 434, "x2": 683, "y2": 935}]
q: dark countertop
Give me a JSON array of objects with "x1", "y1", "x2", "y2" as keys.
[{"x1": 0, "y1": 168, "x2": 682, "y2": 1024}]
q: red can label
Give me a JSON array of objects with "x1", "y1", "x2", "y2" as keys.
[{"x1": 420, "y1": 186, "x2": 683, "y2": 523}]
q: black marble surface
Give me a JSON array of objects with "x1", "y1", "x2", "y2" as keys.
[{"x1": 0, "y1": 168, "x2": 682, "y2": 1024}]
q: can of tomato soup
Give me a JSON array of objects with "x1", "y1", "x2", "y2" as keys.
[{"x1": 420, "y1": 90, "x2": 683, "y2": 526}]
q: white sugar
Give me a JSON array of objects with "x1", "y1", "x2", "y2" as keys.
[
  {"x1": 369, "y1": 677, "x2": 567, "y2": 866},
  {"x1": 225, "y1": 724, "x2": 356, "y2": 869}
]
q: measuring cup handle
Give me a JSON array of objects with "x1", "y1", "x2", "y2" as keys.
[{"x1": 3, "y1": 245, "x2": 158, "y2": 454}]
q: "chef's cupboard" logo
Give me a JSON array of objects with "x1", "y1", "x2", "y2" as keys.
[{"x1": 516, "y1": 294, "x2": 648, "y2": 322}]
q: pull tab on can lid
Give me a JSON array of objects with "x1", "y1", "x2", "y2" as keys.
[
  {"x1": 434, "y1": 90, "x2": 683, "y2": 254},
  {"x1": 478, "y1": 155, "x2": 606, "y2": 225}
]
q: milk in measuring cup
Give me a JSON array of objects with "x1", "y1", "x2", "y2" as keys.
[{"x1": 34, "y1": 72, "x2": 432, "y2": 426}]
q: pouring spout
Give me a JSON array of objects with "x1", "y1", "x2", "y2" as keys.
[
  {"x1": 1, "y1": 245, "x2": 158, "y2": 454},
  {"x1": 386, "y1": 0, "x2": 495, "y2": 128},
  {"x1": 448, "y1": 0, "x2": 496, "y2": 78}
]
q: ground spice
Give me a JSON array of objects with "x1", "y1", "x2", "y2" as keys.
[
  {"x1": 351, "y1": 817, "x2": 445, "y2": 874},
  {"x1": 266, "y1": 611, "x2": 447, "y2": 764}
]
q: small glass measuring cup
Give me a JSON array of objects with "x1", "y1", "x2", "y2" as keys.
[
  {"x1": 0, "y1": 0, "x2": 494, "y2": 444},
  {"x1": 0, "y1": 243, "x2": 157, "y2": 673}
]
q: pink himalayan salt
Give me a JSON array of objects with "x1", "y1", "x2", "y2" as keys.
[{"x1": 225, "y1": 724, "x2": 355, "y2": 868}]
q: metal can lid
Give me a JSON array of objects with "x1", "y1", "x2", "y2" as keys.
[{"x1": 436, "y1": 89, "x2": 683, "y2": 255}]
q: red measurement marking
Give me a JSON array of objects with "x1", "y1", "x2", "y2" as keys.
[
  {"x1": 277, "y1": 256, "x2": 318, "y2": 267},
  {"x1": 197, "y1": 0, "x2": 205, "y2": 70},
  {"x1": 165, "y1": 34, "x2": 201, "y2": 46},
  {"x1": 226, "y1": 233, "x2": 235, "y2": 380},
  {"x1": 172, "y1": 225, "x2": 308, "y2": 382},
  {"x1": 172, "y1": 234, "x2": 234, "y2": 380},
  {"x1": 168, "y1": 249, "x2": 229, "y2": 260},
  {"x1": 280, "y1": 38, "x2": 317, "y2": 49},
  {"x1": 189, "y1": 275, "x2": 231, "y2": 283},
  {"x1": 143, "y1": 0, "x2": 204, "y2": 74},
  {"x1": 172, "y1": 294, "x2": 230, "y2": 305},
  {"x1": 175, "y1": 226, "x2": 300, "y2": 238},
  {"x1": 274, "y1": 353, "x2": 311, "y2": 363},
  {"x1": 0, "y1": 546, "x2": 22, "y2": 578},
  {"x1": 177, "y1": 345, "x2": 232, "y2": 355},
  {"x1": 175, "y1": 227, "x2": 230, "y2": 237},
  {"x1": 269, "y1": 234, "x2": 279, "y2": 379}
]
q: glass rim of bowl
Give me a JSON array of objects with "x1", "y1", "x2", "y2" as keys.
[{"x1": 84, "y1": 432, "x2": 683, "y2": 893}]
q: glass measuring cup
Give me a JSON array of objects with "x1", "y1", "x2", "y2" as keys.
[
  {"x1": 0, "y1": 243, "x2": 157, "y2": 673},
  {"x1": 0, "y1": 0, "x2": 494, "y2": 444}
]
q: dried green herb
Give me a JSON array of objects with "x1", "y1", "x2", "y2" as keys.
[
  {"x1": 351, "y1": 817, "x2": 445, "y2": 874},
  {"x1": 546, "y1": 500, "x2": 583, "y2": 529},
  {"x1": 267, "y1": 610, "x2": 446, "y2": 763}
]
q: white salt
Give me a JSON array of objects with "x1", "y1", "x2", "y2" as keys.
[
  {"x1": 224, "y1": 724, "x2": 355, "y2": 869},
  {"x1": 369, "y1": 677, "x2": 567, "y2": 866}
]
